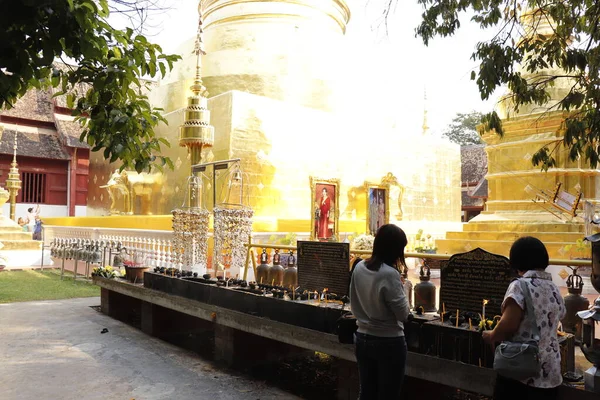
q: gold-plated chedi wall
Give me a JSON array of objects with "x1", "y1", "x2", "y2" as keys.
[{"x1": 87, "y1": 0, "x2": 462, "y2": 228}]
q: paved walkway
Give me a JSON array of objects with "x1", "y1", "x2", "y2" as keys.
[{"x1": 0, "y1": 297, "x2": 300, "y2": 400}]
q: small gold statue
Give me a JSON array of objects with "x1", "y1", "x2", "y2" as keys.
[{"x1": 101, "y1": 170, "x2": 132, "y2": 215}]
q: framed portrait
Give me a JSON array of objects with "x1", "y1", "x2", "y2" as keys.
[
  {"x1": 310, "y1": 177, "x2": 340, "y2": 241},
  {"x1": 365, "y1": 182, "x2": 390, "y2": 236}
]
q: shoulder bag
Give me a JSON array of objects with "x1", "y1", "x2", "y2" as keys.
[{"x1": 493, "y1": 279, "x2": 541, "y2": 381}]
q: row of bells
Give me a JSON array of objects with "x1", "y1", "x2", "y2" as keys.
[
  {"x1": 50, "y1": 238, "x2": 114, "y2": 263},
  {"x1": 256, "y1": 250, "x2": 297, "y2": 288}
]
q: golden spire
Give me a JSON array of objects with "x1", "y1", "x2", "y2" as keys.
[
  {"x1": 422, "y1": 89, "x2": 430, "y2": 136},
  {"x1": 179, "y1": 1, "x2": 214, "y2": 171},
  {"x1": 6, "y1": 130, "x2": 22, "y2": 221}
]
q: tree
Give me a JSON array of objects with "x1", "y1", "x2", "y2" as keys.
[
  {"x1": 0, "y1": 0, "x2": 181, "y2": 172},
  {"x1": 382, "y1": 0, "x2": 600, "y2": 169},
  {"x1": 108, "y1": 0, "x2": 173, "y2": 34},
  {"x1": 442, "y1": 111, "x2": 484, "y2": 145}
]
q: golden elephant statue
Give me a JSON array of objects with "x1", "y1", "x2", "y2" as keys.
[{"x1": 101, "y1": 170, "x2": 166, "y2": 215}]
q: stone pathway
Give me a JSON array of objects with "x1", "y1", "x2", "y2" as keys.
[{"x1": 0, "y1": 297, "x2": 300, "y2": 400}]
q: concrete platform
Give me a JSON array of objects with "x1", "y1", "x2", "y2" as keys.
[{"x1": 0, "y1": 297, "x2": 299, "y2": 400}]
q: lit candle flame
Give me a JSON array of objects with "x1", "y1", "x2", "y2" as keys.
[{"x1": 483, "y1": 299, "x2": 489, "y2": 306}]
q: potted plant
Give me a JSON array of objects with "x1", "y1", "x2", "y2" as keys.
[
  {"x1": 414, "y1": 230, "x2": 437, "y2": 254},
  {"x1": 563, "y1": 239, "x2": 591, "y2": 260},
  {"x1": 123, "y1": 252, "x2": 149, "y2": 283},
  {"x1": 92, "y1": 265, "x2": 118, "y2": 279}
]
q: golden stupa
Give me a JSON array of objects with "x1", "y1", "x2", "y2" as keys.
[
  {"x1": 65, "y1": 0, "x2": 462, "y2": 235},
  {"x1": 438, "y1": 8, "x2": 594, "y2": 258}
]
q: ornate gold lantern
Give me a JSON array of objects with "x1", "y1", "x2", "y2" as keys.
[
  {"x1": 5, "y1": 130, "x2": 21, "y2": 221},
  {"x1": 179, "y1": 4, "x2": 214, "y2": 171}
]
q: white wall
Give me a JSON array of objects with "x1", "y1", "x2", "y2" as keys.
[
  {"x1": 74, "y1": 206, "x2": 87, "y2": 217},
  {"x1": 2, "y1": 204, "x2": 69, "y2": 220}
]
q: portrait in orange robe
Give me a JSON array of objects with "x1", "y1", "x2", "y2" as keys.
[{"x1": 317, "y1": 188, "x2": 331, "y2": 239}]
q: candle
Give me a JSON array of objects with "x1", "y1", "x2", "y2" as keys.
[
  {"x1": 482, "y1": 299, "x2": 489, "y2": 322},
  {"x1": 469, "y1": 318, "x2": 472, "y2": 330},
  {"x1": 442, "y1": 303, "x2": 446, "y2": 314},
  {"x1": 456, "y1": 309, "x2": 459, "y2": 328},
  {"x1": 260, "y1": 277, "x2": 263, "y2": 284}
]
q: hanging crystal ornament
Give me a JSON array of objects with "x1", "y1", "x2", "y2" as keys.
[
  {"x1": 171, "y1": 175, "x2": 210, "y2": 275},
  {"x1": 212, "y1": 159, "x2": 253, "y2": 277},
  {"x1": 213, "y1": 206, "x2": 253, "y2": 278}
]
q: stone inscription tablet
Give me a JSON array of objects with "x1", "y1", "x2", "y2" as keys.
[
  {"x1": 297, "y1": 241, "x2": 350, "y2": 296},
  {"x1": 439, "y1": 248, "x2": 512, "y2": 317}
]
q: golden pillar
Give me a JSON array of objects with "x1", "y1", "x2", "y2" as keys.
[
  {"x1": 5, "y1": 130, "x2": 21, "y2": 221},
  {"x1": 179, "y1": 3, "x2": 214, "y2": 172}
]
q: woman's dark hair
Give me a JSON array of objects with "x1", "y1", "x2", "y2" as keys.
[
  {"x1": 365, "y1": 224, "x2": 408, "y2": 271},
  {"x1": 27, "y1": 207, "x2": 33, "y2": 213},
  {"x1": 509, "y1": 236, "x2": 549, "y2": 272}
]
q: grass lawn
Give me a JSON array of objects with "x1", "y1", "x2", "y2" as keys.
[{"x1": 0, "y1": 269, "x2": 100, "y2": 303}]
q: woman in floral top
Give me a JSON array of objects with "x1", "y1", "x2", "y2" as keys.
[{"x1": 483, "y1": 236, "x2": 566, "y2": 400}]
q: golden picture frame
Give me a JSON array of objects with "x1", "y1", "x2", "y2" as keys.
[
  {"x1": 365, "y1": 181, "x2": 390, "y2": 236},
  {"x1": 309, "y1": 177, "x2": 341, "y2": 241}
]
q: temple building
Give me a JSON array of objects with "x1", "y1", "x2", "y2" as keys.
[{"x1": 0, "y1": 86, "x2": 89, "y2": 218}]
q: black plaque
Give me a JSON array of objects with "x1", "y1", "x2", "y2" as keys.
[
  {"x1": 439, "y1": 248, "x2": 512, "y2": 317},
  {"x1": 297, "y1": 241, "x2": 350, "y2": 296}
]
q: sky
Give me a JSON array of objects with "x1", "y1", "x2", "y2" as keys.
[{"x1": 111, "y1": 0, "x2": 502, "y2": 136}]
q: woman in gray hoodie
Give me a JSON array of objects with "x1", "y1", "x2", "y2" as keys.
[{"x1": 350, "y1": 224, "x2": 410, "y2": 399}]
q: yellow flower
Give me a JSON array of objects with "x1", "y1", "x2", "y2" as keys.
[
  {"x1": 106, "y1": 266, "x2": 114, "y2": 272},
  {"x1": 486, "y1": 320, "x2": 493, "y2": 328}
]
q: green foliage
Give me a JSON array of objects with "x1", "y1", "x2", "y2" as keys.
[
  {"x1": 0, "y1": 0, "x2": 181, "y2": 172},
  {"x1": 442, "y1": 111, "x2": 484, "y2": 145},
  {"x1": 411, "y1": 0, "x2": 600, "y2": 169}
]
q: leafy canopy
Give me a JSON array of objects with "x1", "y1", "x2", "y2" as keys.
[
  {"x1": 0, "y1": 0, "x2": 181, "y2": 172},
  {"x1": 442, "y1": 111, "x2": 484, "y2": 145},
  {"x1": 412, "y1": 0, "x2": 600, "y2": 170}
]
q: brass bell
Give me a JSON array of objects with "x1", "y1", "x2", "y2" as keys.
[
  {"x1": 562, "y1": 269, "x2": 590, "y2": 337},
  {"x1": 414, "y1": 264, "x2": 436, "y2": 313}
]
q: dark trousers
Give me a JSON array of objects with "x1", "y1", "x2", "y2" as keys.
[
  {"x1": 354, "y1": 332, "x2": 407, "y2": 400},
  {"x1": 494, "y1": 374, "x2": 558, "y2": 400}
]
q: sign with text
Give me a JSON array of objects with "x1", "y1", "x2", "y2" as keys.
[
  {"x1": 297, "y1": 241, "x2": 350, "y2": 296},
  {"x1": 440, "y1": 248, "x2": 512, "y2": 317}
]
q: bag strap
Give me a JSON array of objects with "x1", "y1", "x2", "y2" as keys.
[{"x1": 519, "y1": 278, "x2": 540, "y2": 342}]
